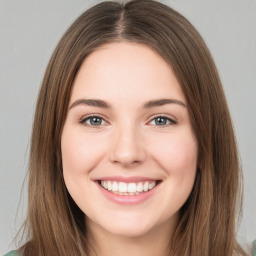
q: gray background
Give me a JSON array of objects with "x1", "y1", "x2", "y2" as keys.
[{"x1": 0, "y1": 0, "x2": 255, "y2": 253}]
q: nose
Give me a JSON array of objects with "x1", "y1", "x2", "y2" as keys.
[{"x1": 108, "y1": 124, "x2": 146, "y2": 168}]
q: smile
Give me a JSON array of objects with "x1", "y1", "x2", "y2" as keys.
[
  {"x1": 95, "y1": 177, "x2": 161, "y2": 205},
  {"x1": 100, "y1": 180, "x2": 157, "y2": 195}
]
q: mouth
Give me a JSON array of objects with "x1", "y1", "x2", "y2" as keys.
[{"x1": 97, "y1": 180, "x2": 161, "y2": 196}]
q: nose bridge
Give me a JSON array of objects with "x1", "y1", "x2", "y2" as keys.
[{"x1": 109, "y1": 119, "x2": 146, "y2": 167}]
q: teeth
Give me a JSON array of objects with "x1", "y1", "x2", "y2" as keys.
[
  {"x1": 137, "y1": 182, "x2": 143, "y2": 192},
  {"x1": 149, "y1": 182, "x2": 155, "y2": 190},
  {"x1": 119, "y1": 182, "x2": 127, "y2": 193},
  {"x1": 127, "y1": 183, "x2": 137, "y2": 193},
  {"x1": 103, "y1": 181, "x2": 107, "y2": 189},
  {"x1": 144, "y1": 181, "x2": 149, "y2": 191},
  {"x1": 107, "y1": 181, "x2": 112, "y2": 191},
  {"x1": 100, "y1": 180, "x2": 157, "y2": 194},
  {"x1": 112, "y1": 181, "x2": 118, "y2": 192}
]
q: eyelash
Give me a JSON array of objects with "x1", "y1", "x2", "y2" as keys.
[
  {"x1": 79, "y1": 114, "x2": 177, "y2": 127},
  {"x1": 149, "y1": 114, "x2": 177, "y2": 127},
  {"x1": 79, "y1": 114, "x2": 107, "y2": 127}
]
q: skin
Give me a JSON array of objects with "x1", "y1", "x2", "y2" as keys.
[{"x1": 61, "y1": 42, "x2": 198, "y2": 256}]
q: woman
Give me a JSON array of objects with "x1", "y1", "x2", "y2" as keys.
[{"x1": 4, "y1": 0, "x2": 251, "y2": 255}]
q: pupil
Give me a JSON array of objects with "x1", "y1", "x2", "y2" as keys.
[
  {"x1": 156, "y1": 117, "x2": 166, "y2": 125},
  {"x1": 91, "y1": 117, "x2": 101, "y2": 125}
]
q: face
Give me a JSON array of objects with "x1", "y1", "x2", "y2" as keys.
[{"x1": 61, "y1": 42, "x2": 197, "y2": 239}]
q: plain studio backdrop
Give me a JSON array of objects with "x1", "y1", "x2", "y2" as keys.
[{"x1": 0, "y1": 0, "x2": 255, "y2": 253}]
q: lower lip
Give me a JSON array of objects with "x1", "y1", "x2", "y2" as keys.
[{"x1": 96, "y1": 182, "x2": 159, "y2": 205}]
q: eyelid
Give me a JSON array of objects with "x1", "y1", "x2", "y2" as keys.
[
  {"x1": 78, "y1": 113, "x2": 177, "y2": 127},
  {"x1": 79, "y1": 114, "x2": 109, "y2": 126},
  {"x1": 147, "y1": 114, "x2": 177, "y2": 126}
]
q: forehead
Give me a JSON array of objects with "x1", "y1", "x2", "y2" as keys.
[{"x1": 70, "y1": 42, "x2": 186, "y2": 105}]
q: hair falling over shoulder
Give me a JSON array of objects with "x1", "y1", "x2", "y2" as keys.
[{"x1": 17, "y1": 0, "x2": 248, "y2": 255}]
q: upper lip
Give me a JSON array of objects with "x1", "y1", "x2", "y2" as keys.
[{"x1": 95, "y1": 176, "x2": 160, "y2": 183}]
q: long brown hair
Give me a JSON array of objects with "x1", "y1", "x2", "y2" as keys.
[{"x1": 18, "y1": 0, "x2": 246, "y2": 255}]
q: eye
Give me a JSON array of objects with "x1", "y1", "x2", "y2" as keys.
[
  {"x1": 149, "y1": 115, "x2": 177, "y2": 126},
  {"x1": 80, "y1": 116, "x2": 107, "y2": 127}
]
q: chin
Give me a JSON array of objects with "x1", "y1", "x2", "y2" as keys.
[
  {"x1": 104, "y1": 222, "x2": 154, "y2": 238},
  {"x1": 90, "y1": 212, "x2": 166, "y2": 239}
]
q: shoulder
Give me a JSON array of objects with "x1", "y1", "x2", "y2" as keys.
[
  {"x1": 252, "y1": 240, "x2": 256, "y2": 256},
  {"x1": 3, "y1": 251, "x2": 20, "y2": 256}
]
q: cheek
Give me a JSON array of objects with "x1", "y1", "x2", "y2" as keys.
[
  {"x1": 150, "y1": 130, "x2": 198, "y2": 176},
  {"x1": 61, "y1": 129, "x2": 107, "y2": 212},
  {"x1": 153, "y1": 131, "x2": 197, "y2": 209},
  {"x1": 61, "y1": 130, "x2": 106, "y2": 176}
]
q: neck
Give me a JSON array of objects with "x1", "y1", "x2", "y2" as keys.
[{"x1": 86, "y1": 217, "x2": 177, "y2": 256}]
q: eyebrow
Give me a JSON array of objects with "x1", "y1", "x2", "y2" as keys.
[
  {"x1": 143, "y1": 98, "x2": 187, "y2": 108},
  {"x1": 69, "y1": 98, "x2": 187, "y2": 110},
  {"x1": 69, "y1": 99, "x2": 111, "y2": 109}
]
